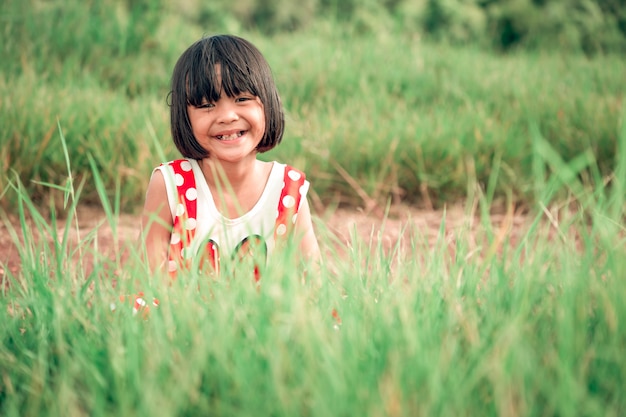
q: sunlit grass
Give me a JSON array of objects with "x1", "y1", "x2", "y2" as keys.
[{"x1": 1, "y1": 130, "x2": 625, "y2": 415}]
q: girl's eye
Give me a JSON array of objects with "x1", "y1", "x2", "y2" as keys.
[
  {"x1": 197, "y1": 102, "x2": 214, "y2": 109},
  {"x1": 236, "y1": 95, "x2": 254, "y2": 103}
]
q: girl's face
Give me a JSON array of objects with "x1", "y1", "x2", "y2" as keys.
[{"x1": 187, "y1": 68, "x2": 266, "y2": 164}]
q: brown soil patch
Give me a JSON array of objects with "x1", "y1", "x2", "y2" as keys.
[{"x1": 1, "y1": 203, "x2": 533, "y2": 281}]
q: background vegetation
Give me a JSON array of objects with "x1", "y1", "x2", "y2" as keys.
[
  {"x1": 1, "y1": 0, "x2": 625, "y2": 211},
  {"x1": 1, "y1": 1, "x2": 625, "y2": 415}
]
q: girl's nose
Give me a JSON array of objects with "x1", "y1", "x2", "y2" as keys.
[{"x1": 215, "y1": 101, "x2": 239, "y2": 123}]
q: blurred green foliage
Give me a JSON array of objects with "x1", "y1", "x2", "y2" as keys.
[
  {"x1": 0, "y1": 0, "x2": 624, "y2": 212},
  {"x1": 171, "y1": 0, "x2": 626, "y2": 53},
  {"x1": 6, "y1": 0, "x2": 620, "y2": 55}
]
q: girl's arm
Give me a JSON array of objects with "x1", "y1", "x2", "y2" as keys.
[
  {"x1": 295, "y1": 197, "x2": 320, "y2": 261},
  {"x1": 140, "y1": 170, "x2": 173, "y2": 272}
]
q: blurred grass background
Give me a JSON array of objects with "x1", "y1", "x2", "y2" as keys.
[{"x1": 1, "y1": 0, "x2": 624, "y2": 213}]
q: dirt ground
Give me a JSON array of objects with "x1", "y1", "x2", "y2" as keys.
[{"x1": 0, "y1": 202, "x2": 532, "y2": 280}]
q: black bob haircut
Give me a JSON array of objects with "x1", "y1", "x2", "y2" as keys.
[{"x1": 169, "y1": 35, "x2": 284, "y2": 159}]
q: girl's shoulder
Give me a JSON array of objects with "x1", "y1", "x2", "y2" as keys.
[
  {"x1": 154, "y1": 158, "x2": 198, "y2": 183},
  {"x1": 158, "y1": 158, "x2": 194, "y2": 171},
  {"x1": 272, "y1": 161, "x2": 307, "y2": 182},
  {"x1": 153, "y1": 159, "x2": 199, "y2": 201}
]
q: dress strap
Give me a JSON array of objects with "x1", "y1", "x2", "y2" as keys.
[
  {"x1": 274, "y1": 165, "x2": 306, "y2": 240},
  {"x1": 165, "y1": 159, "x2": 218, "y2": 276}
]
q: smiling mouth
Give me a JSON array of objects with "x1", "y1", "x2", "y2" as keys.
[{"x1": 216, "y1": 131, "x2": 244, "y2": 141}]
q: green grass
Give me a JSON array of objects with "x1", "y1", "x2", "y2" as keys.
[
  {"x1": 2, "y1": 122, "x2": 626, "y2": 415},
  {"x1": 1, "y1": 155, "x2": 625, "y2": 416}
]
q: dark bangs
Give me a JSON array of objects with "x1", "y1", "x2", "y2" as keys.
[{"x1": 186, "y1": 37, "x2": 262, "y2": 106}]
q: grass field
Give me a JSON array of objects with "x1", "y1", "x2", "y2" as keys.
[
  {"x1": 1, "y1": 167, "x2": 625, "y2": 416},
  {"x1": 1, "y1": 1, "x2": 626, "y2": 415}
]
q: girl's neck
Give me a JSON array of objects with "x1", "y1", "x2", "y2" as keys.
[
  {"x1": 200, "y1": 155, "x2": 256, "y2": 188},
  {"x1": 198, "y1": 155, "x2": 273, "y2": 218}
]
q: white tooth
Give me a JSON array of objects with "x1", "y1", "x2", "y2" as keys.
[{"x1": 216, "y1": 132, "x2": 243, "y2": 141}]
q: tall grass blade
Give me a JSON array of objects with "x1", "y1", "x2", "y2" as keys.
[{"x1": 610, "y1": 113, "x2": 626, "y2": 220}]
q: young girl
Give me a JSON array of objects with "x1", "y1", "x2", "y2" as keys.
[{"x1": 141, "y1": 34, "x2": 320, "y2": 278}]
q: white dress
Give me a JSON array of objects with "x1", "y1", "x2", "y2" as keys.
[{"x1": 154, "y1": 158, "x2": 309, "y2": 275}]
